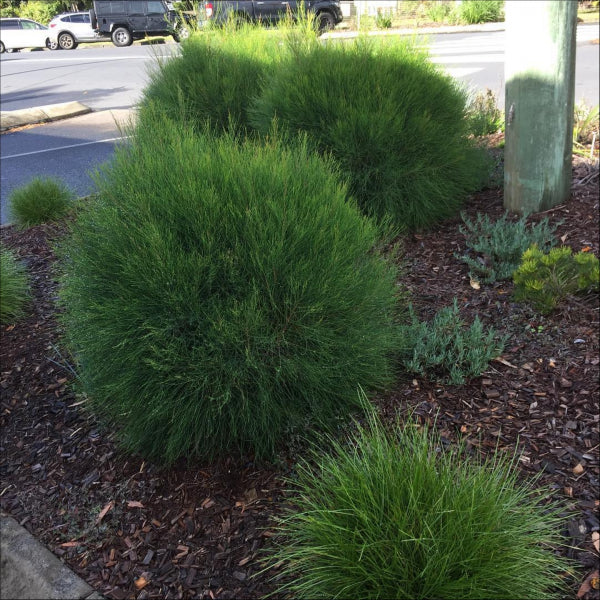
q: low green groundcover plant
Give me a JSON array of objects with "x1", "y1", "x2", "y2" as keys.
[
  {"x1": 8, "y1": 176, "x2": 73, "y2": 228},
  {"x1": 266, "y1": 408, "x2": 573, "y2": 599},
  {"x1": 249, "y1": 36, "x2": 488, "y2": 231},
  {"x1": 457, "y1": 211, "x2": 558, "y2": 283},
  {"x1": 59, "y1": 112, "x2": 401, "y2": 464},
  {"x1": 465, "y1": 87, "x2": 504, "y2": 137},
  {"x1": 0, "y1": 245, "x2": 29, "y2": 325},
  {"x1": 513, "y1": 245, "x2": 600, "y2": 314},
  {"x1": 399, "y1": 299, "x2": 506, "y2": 384}
]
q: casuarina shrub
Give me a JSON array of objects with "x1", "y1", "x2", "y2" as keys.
[
  {"x1": 0, "y1": 245, "x2": 29, "y2": 324},
  {"x1": 141, "y1": 25, "x2": 285, "y2": 134},
  {"x1": 249, "y1": 37, "x2": 488, "y2": 230},
  {"x1": 58, "y1": 112, "x2": 401, "y2": 464},
  {"x1": 266, "y1": 405, "x2": 574, "y2": 599}
]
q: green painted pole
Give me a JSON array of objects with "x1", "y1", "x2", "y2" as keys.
[{"x1": 504, "y1": 0, "x2": 578, "y2": 214}]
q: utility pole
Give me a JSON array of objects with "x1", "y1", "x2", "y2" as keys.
[{"x1": 504, "y1": 0, "x2": 578, "y2": 214}]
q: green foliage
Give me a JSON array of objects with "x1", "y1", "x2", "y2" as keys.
[
  {"x1": 572, "y1": 101, "x2": 599, "y2": 157},
  {"x1": 375, "y1": 10, "x2": 393, "y2": 29},
  {"x1": 141, "y1": 27, "x2": 279, "y2": 134},
  {"x1": 399, "y1": 299, "x2": 505, "y2": 384},
  {"x1": 0, "y1": 245, "x2": 29, "y2": 325},
  {"x1": 513, "y1": 245, "x2": 600, "y2": 314},
  {"x1": 424, "y1": 1, "x2": 453, "y2": 23},
  {"x1": 16, "y1": 1, "x2": 64, "y2": 24},
  {"x1": 266, "y1": 406, "x2": 573, "y2": 599},
  {"x1": 249, "y1": 36, "x2": 488, "y2": 231},
  {"x1": 58, "y1": 112, "x2": 401, "y2": 465},
  {"x1": 452, "y1": 0, "x2": 505, "y2": 24},
  {"x1": 465, "y1": 88, "x2": 504, "y2": 136},
  {"x1": 457, "y1": 212, "x2": 558, "y2": 283},
  {"x1": 8, "y1": 176, "x2": 73, "y2": 228}
]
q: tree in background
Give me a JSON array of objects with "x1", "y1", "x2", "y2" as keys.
[{"x1": 1, "y1": 0, "x2": 92, "y2": 20}]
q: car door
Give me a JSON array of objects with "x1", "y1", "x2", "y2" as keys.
[
  {"x1": 18, "y1": 19, "x2": 48, "y2": 48},
  {"x1": 255, "y1": 1, "x2": 296, "y2": 23},
  {"x1": 69, "y1": 13, "x2": 95, "y2": 41},
  {"x1": 127, "y1": 0, "x2": 149, "y2": 33},
  {"x1": 145, "y1": 0, "x2": 170, "y2": 33}
]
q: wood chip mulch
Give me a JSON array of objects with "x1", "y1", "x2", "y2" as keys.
[{"x1": 1, "y1": 152, "x2": 599, "y2": 599}]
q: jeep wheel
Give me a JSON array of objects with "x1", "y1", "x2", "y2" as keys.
[
  {"x1": 58, "y1": 32, "x2": 77, "y2": 50},
  {"x1": 112, "y1": 27, "x2": 133, "y2": 47},
  {"x1": 0, "y1": 42, "x2": 5, "y2": 54},
  {"x1": 317, "y1": 11, "x2": 335, "y2": 33}
]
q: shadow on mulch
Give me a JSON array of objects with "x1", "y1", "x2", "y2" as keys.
[{"x1": 1, "y1": 153, "x2": 598, "y2": 599}]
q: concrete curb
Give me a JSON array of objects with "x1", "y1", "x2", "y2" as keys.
[
  {"x1": 0, "y1": 101, "x2": 92, "y2": 132},
  {"x1": 0, "y1": 514, "x2": 104, "y2": 600}
]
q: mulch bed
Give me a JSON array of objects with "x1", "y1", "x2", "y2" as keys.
[{"x1": 1, "y1": 150, "x2": 599, "y2": 599}]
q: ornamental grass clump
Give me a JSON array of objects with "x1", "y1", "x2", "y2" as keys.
[
  {"x1": 141, "y1": 24, "x2": 286, "y2": 134},
  {"x1": 267, "y1": 408, "x2": 573, "y2": 599},
  {"x1": 58, "y1": 111, "x2": 401, "y2": 464},
  {"x1": 8, "y1": 176, "x2": 73, "y2": 228},
  {"x1": 249, "y1": 36, "x2": 488, "y2": 230},
  {"x1": 0, "y1": 245, "x2": 29, "y2": 325}
]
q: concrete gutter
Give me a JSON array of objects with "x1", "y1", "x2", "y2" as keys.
[
  {"x1": 0, "y1": 513, "x2": 104, "y2": 600},
  {"x1": 0, "y1": 101, "x2": 92, "y2": 132}
]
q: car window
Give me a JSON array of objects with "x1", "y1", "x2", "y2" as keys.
[
  {"x1": 71, "y1": 14, "x2": 86, "y2": 23},
  {"x1": 61, "y1": 15, "x2": 73, "y2": 23},
  {"x1": 82, "y1": 13, "x2": 91, "y2": 23},
  {"x1": 21, "y1": 20, "x2": 40, "y2": 30},
  {"x1": 0, "y1": 19, "x2": 21, "y2": 29},
  {"x1": 148, "y1": 1, "x2": 166, "y2": 14}
]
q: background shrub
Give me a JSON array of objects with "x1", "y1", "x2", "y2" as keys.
[
  {"x1": 513, "y1": 245, "x2": 600, "y2": 314},
  {"x1": 453, "y1": 0, "x2": 505, "y2": 24},
  {"x1": 267, "y1": 408, "x2": 572, "y2": 599},
  {"x1": 465, "y1": 88, "x2": 504, "y2": 136},
  {"x1": 0, "y1": 245, "x2": 29, "y2": 325},
  {"x1": 59, "y1": 113, "x2": 401, "y2": 464},
  {"x1": 399, "y1": 299, "x2": 505, "y2": 384},
  {"x1": 8, "y1": 176, "x2": 73, "y2": 228},
  {"x1": 141, "y1": 24, "x2": 289, "y2": 134},
  {"x1": 457, "y1": 211, "x2": 558, "y2": 283},
  {"x1": 249, "y1": 37, "x2": 488, "y2": 231}
]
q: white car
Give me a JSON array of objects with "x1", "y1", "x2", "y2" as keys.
[
  {"x1": 48, "y1": 11, "x2": 109, "y2": 50},
  {"x1": 0, "y1": 17, "x2": 55, "y2": 53}
]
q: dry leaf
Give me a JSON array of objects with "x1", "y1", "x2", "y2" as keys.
[
  {"x1": 134, "y1": 576, "x2": 149, "y2": 590},
  {"x1": 593, "y1": 531, "x2": 599, "y2": 554},
  {"x1": 493, "y1": 356, "x2": 517, "y2": 369},
  {"x1": 469, "y1": 279, "x2": 480, "y2": 290},
  {"x1": 60, "y1": 541, "x2": 82, "y2": 547},
  {"x1": 573, "y1": 463, "x2": 585, "y2": 476},
  {"x1": 577, "y1": 570, "x2": 600, "y2": 598},
  {"x1": 96, "y1": 500, "x2": 114, "y2": 524},
  {"x1": 127, "y1": 500, "x2": 144, "y2": 509}
]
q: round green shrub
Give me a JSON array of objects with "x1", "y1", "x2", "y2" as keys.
[
  {"x1": 268, "y1": 408, "x2": 573, "y2": 599},
  {"x1": 249, "y1": 37, "x2": 488, "y2": 231},
  {"x1": 141, "y1": 26, "x2": 284, "y2": 133},
  {"x1": 9, "y1": 176, "x2": 73, "y2": 228},
  {"x1": 59, "y1": 114, "x2": 400, "y2": 464},
  {"x1": 0, "y1": 245, "x2": 29, "y2": 325}
]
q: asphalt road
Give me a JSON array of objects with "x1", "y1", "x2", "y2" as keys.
[{"x1": 1, "y1": 25, "x2": 598, "y2": 225}]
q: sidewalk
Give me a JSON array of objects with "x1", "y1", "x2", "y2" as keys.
[{"x1": 1, "y1": 513, "x2": 104, "y2": 600}]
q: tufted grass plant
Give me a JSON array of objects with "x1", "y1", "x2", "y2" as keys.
[
  {"x1": 58, "y1": 110, "x2": 402, "y2": 464},
  {"x1": 266, "y1": 406, "x2": 574, "y2": 599},
  {"x1": 0, "y1": 245, "x2": 29, "y2": 325},
  {"x1": 8, "y1": 176, "x2": 73, "y2": 228},
  {"x1": 141, "y1": 22, "x2": 295, "y2": 134},
  {"x1": 249, "y1": 36, "x2": 488, "y2": 231}
]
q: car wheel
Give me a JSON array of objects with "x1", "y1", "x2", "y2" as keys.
[
  {"x1": 112, "y1": 27, "x2": 132, "y2": 47},
  {"x1": 0, "y1": 42, "x2": 5, "y2": 54},
  {"x1": 317, "y1": 11, "x2": 335, "y2": 33},
  {"x1": 46, "y1": 38, "x2": 60, "y2": 50},
  {"x1": 58, "y1": 32, "x2": 77, "y2": 50}
]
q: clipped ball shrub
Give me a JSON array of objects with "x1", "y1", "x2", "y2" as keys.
[
  {"x1": 59, "y1": 113, "x2": 401, "y2": 464},
  {"x1": 249, "y1": 37, "x2": 488, "y2": 230},
  {"x1": 141, "y1": 25, "x2": 285, "y2": 133},
  {"x1": 0, "y1": 245, "x2": 29, "y2": 325},
  {"x1": 9, "y1": 176, "x2": 73, "y2": 228},
  {"x1": 267, "y1": 408, "x2": 573, "y2": 599}
]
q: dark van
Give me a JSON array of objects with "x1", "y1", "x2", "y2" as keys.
[{"x1": 92, "y1": 0, "x2": 191, "y2": 47}]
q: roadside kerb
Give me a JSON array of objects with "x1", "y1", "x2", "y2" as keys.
[
  {"x1": 0, "y1": 513, "x2": 104, "y2": 600},
  {"x1": 0, "y1": 101, "x2": 92, "y2": 132}
]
